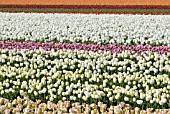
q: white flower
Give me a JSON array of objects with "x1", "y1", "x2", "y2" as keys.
[
  {"x1": 140, "y1": 93, "x2": 144, "y2": 99},
  {"x1": 136, "y1": 100, "x2": 143, "y2": 105},
  {"x1": 84, "y1": 91, "x2": 90, "y2": 98},
  {"x1": 161, "y1": 98, "x2": 167, "y2": 104},
  {"x1": 62, "y1": 97, "x2": 66, "y2": 101},
  {"x1": 73, "y1": 96, "x2": 76, "y2": 101},
  {"x1": 156, "y1": 98, "x2": 160, "y2": 103},
  {"x1": 78, "y1": 94, "x2": 82, "y2": 98},
  {"x1": 133, "y1": 97, "x2": 136, "y2": 102},
  {"x1": 20, "y1": 90, "x2": 24, "y2": 95},
  {"x1": 124, "y1": 96, "x2": 129, "y2": 101},
  {"x1": 107, "y1": 92, "x2": 112, "y2": 97},
  {"x1": 82, "y1": 96, "x2": 87, "y2": 101},
  {"x1": 57, "y1": 90, "x2": 62, "y2": 95},
  {"x1": 115, "y1": 94, "x2": 120, "y2": 100},
  {"x1": 5, "y1": 83, "x2": 10, "y2": 88},
  {"x1": 94, "y1": 95, "x2": 100, "y2": 99},
  {"x1": 4, "y1": 109, "x2": 10, "y2": 114},
  {"x1": 146, "y1": 95, "x2": 152, "y2": 101},
  {"x1": 125, "y1": 85, "x2": 130, "y2": 90},
  {"x1": 34, "y1": 91, "x2": 38, "y2": 96},
  {"x1": 49, "y1": 97, "x2": 54, "y2": 101},
  {"x1": 28, "y1": 89, "x2": 32, "y2": 93},
  {"x1": 42, "y1": 88, "x2": 47, "y2": 93},
  {"x1": 0, "y1": 90, "x2": 4, "y2": 95},
  {"x1": 159, "y1": 101, "x2": 164, "y2": 105}
]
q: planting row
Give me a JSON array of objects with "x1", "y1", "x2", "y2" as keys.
[
  {"x1": 0, "y1": 48, "x2": 169, "y2": 109},
  {"x1": 1, "y1": 5, "x2": 170, "y2": 9},
  {"x1": 0, "y1": 40, "x2": 170, "y2": 55},
  {"x1": 0, "y1": 13, "x2": 170, "y2": 46},
  {"x1": 1, "y1": 96, "x2": 170, "y2": 114}
]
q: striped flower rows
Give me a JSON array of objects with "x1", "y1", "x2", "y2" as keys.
[
  {"x1": 0, "y1": 13, "x2": 170, "y2": 113},
  {"x1": 0, "y1": 48, "x2": 170, "y2": 110}
]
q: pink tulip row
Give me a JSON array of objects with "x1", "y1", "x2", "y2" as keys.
[
  {"x1": 0, "y1": 40, "x2": 170, "y2": 55},
  {"x1": 0, "y1": 96, "x2": 170, "y2": 114}
]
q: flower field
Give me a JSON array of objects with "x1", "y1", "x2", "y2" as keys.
[
  {"x1": 0, "y1": 5, "x2": 170, "y2": 14},
  {"x1": 0, "y1": 12, "x2": 170, "y2": 113}
]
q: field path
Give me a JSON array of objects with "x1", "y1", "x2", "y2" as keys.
[{"x1": 0, "y1": 0, "x2": 170, "y2": 5}]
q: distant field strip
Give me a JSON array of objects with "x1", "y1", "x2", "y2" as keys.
[{"x1": 0, "y1": 5, "x2": 170, "y2": 14}]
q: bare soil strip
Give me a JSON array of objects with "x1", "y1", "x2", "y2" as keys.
[{"x1": 0, "y1": 7, "x2": 170, "y2": 14}]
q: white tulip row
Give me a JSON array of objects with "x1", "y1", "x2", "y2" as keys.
[
  {"x1": 1, "y1": 65, "x2": 170, "y2": 108},
  {"x1": 0, "y1": 48, "x2": 170, "y2": 76},
  {"x1": 0, "y1": 48, "x2": 169, "y2": 109},
  {"x1": 0, "y1": 13, "x2": 170, "y2": 45}
]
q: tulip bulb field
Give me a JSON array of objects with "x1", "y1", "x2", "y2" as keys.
[{"x1": 0, "y1": 12, "x2": 170, "y2": 114}]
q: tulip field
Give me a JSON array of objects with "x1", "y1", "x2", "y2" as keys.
[{"x1": 0, "y1": 12, "x2": 170, "y2": 113}]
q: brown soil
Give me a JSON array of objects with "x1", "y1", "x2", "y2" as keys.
[{"x1": 0, "y1": 0, "x2": 170, "y2": 5}]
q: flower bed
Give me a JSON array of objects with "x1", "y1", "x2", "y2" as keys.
[
  {"x1": 0, "y1": 40, "x2": 170, "y2": 54},
  {"x1": 0, "y1": 96, "x2": 170, "y2": 113},
  {"x1": 0, "y1": 13, "x2": 169, "y2": 113},
  {"x1": 0, "y1": 13, "x2": 170, "y2": 46},
  {"x1": 0, "y1": 47, "x2": 170, "y2": 108}
]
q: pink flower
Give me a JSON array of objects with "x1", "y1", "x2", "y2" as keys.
[{"x1": 114, "y1": 106, "x2": 122, "y2": 114}]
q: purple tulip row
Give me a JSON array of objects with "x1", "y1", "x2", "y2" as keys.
[{"x1": 0, "y1": 40, "x2": 170, "y2": 55}]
